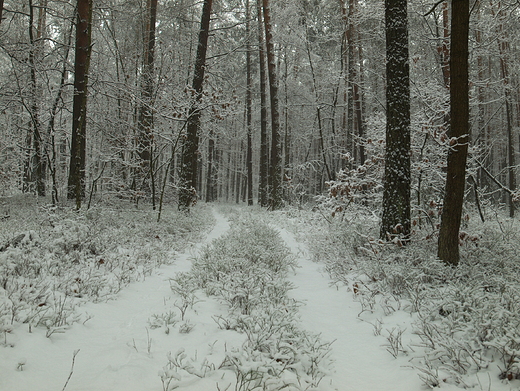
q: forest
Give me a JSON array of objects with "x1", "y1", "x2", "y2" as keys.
[{"x1": 1, "y1": 0, "x2": 520, "y2": 390}]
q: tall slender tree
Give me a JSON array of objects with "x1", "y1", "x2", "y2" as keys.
[
  {"x1": 178, "y1": 0, "x2": 213, "y2": 211},
  {"x1": 262, "y1": 0, "x2": 282, "y2": 210},
  {"x1": 437, "y1": 0, "x2": 470, "y2": 266},
  {"x1": 136, "y1": 0, "x2": 158, "y2": 205},
  {"x1": 68, "y1": 0, "x2": 92, "y2": 209},
  {"x1": 245, "y1": 0, "x2": 254, "y2": 206},
  {"x1": 380, "y1": 0, "x2": 411, "y2": 240},
  {"x1": 25, "y1": 0, "x2": 46, "y2": 197},
  {"x1": 257, "y1": 0, "x2": 269, "y2": 207}
]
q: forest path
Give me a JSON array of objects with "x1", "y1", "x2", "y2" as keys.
[
  {"x1": 277, "y1": 226, "x2": 423, "y2": 391},
  {"x1": 0, "y1": 208, "x2": 231, "y2": 391},
  {"x1": 1, "y1": 208, "x2": 427, "y2": 391}
]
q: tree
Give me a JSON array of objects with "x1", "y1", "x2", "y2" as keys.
[
  {"x1": 136, "y1": 0, "x2": 158, "y2": 206},
  {"x1": 178, "y1": 0, "x2": 213, "y2": 211},
  {"x1": 437, "y1": 0, "x2": 470, "y2": 266},
  {"x1": 245, "y1": 0, "x2": 253, "y2": 206},
  {"x1": 257, "y1": 0, "x2": 269, "y2": 207},
  {"x1": 68, "y1": 0, "x2": 93, "y2": 209},
  {"x1": 24, "y1": 0, "x2": 46, "y2": 197},
  {"x1": 262, "y1": 0, "x2": 282, "y2": 210},
  {"x1": 380, "y1": 0, "x2": 411, "y2": 240}
]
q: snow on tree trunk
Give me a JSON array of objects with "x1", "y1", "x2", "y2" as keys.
[{"x1": 380, "y1": 0, "x2": 411, "y2": 241}]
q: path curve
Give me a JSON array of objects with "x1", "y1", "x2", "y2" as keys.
[{"x1": 0, "y1": 209, "x2": 230, "y2": 391}]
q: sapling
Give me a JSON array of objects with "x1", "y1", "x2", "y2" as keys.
[{"x1": 17, "y1": 357, "x2": 26, "y2": 371}]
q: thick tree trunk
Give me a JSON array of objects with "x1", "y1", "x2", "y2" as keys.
[
  {"x1": 257, "y1": 0, "x2": 269, "y2": 207},
  {"x1": 262, "y1": 0, "x2": 282, "y2": 210},
  {"x1": 437, "y1": 0, "x2": 470, "y2": 266},
  {"x1": 246, "y1": 0, "x2": 254, "y2": 206},
  {"x1": 68, "y1": 0, "x2": 92, "y2": 208},
  {"x1": 380, "y1": 0, "x2": 411, "y2": 241},
  {"x1": 178, "y1": 0, "x2": 213, "y2": 211}
]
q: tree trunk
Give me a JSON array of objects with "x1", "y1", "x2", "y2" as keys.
[
  {"x1": 437, "y1": 0, "x2": 470, "y2": 266},
  {"x1": 346, "y1": 0, "x2": 355, "y2": 164},
  {"x1": 137, "y1": 0, "x2": 158, "y2": 202},
  {"x1": 246, "y1": 0, "x2": 253, "y2": 206},
  {"x1": 68, "y1": 0, "x2": 92, "y2": 208},
  {"x1": 205, "y1": 131, "x2": 215, "y2": 203},
  {"x1": 495, "y1": 3, "x2": 516, "y2": 217},
  {"x1": 380, "y1": 0, "x2": 411, "y2": 240},
  {"x1": 257, "y1": 0, "x2": 269, "y2": 207},
  {"x1": 178, "y1": 0, "x2": 213, "y2": 211},
  {"x1": 27, "y1": 0, "x2": 46, "y2": 197},
  {"x1": 262, "y1": 0, "x2": 282, "y2": 210}
]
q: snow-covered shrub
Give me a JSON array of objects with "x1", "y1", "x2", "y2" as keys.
[
  {"x1": 160, "y1": 215, "x2": 333, "y2": 390},
  {"x1": 0, "y1": 200, "x2": 212, "y2": 336},
  {"x1": 296, "y1": 202, "x2": 520, "y2": 388}
]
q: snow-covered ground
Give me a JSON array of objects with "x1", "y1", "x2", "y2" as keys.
[
  {"x1": 1, "y1": 206, "x2": 519, "y2": 391},
  {"x1": 279, "y1": 226, "x2": 423, "y2": 391}
]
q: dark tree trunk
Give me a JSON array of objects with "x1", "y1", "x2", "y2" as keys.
[
  {"x1": 178, "y1": 0, "x2": 213, "y2": 211},
  {"x1": 380, "y1": 0, "x2": 411, "y2": 240},
  {"x1": 205, "y1": 132, "x2": 215, "y2": 203},
  {"x1": 137, "y1": 0, "x2": 158, "y2": 204},
  {"x1": 257, "y1": 0, "x2": 269, "y2": 207},
  {"x1": 68, "y1": 0, "x2": 92, "y2": 209},
  {"x1": 246, "y1": 0, "x2": 254, "y2": 206},
  {"x1": 262, "y1": 0, "x2": 282, "y2": 210},
  {"x1": 437, "y1": 0, "x2": 470, "y2": 266},
  {"x1": 27, "y1": 0, "x2": 46, "y2": 197},
  {"x1": 138, "y1": 0, "x2": 157, "y2": 163}
]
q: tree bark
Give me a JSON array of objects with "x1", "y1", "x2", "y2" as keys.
[
  {"x1": 68, "y1": 0, "x2": 92, "y2": 208},
  {"x1": 437, "y1": 0, "x2": 470, "y2": 266},
  {"x1": 246, "y1": 0, "x2": 254, "y2": 206},
  {"x1": 137, "y1": 0, "x2": 158, "y2": 202},
  {"x1": 178, "y1": 0, "x2": 213, "y2": 211},
  {"x1": 380, "y1": 0, "x2": 411, "y2": 240},
  {"x1": 262, "y1": 0, "x2": 282, "y2": 210},
  {"x1": 26, "y1": 0, "x2": 46, "y2": 197},
  {"x1": 257, "y1": 0, "x2": 269, "y2": 207}
]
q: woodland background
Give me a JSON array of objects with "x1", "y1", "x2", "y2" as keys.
[{"x1": 0, "y1": 0, "x2": 518, "y2": 222}]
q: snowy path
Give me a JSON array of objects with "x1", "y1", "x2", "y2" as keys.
[
  {"x1": 278, "y1": 227, "x2": 424, "y2": 391},
  {"x1": 1, "y1": 209, "x2": 427, "y2": 391},
  {"x1": 0, "y1": 210, "x2": 230, "y2": 391}
]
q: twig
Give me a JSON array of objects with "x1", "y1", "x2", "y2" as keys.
[
  {"x1": 424, "y1": 0, "x2": 445, "y2": 16},
  {"x1": 61, "y1": 349, "x2": 80, "y2": 391}
]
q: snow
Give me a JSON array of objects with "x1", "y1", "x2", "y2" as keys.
[
  {"x1": 0, "y1": 206, "x2": 518, "y2": 391},
  {"x1": 279, "y1": 226, "x2": 422, "y2": 391}
]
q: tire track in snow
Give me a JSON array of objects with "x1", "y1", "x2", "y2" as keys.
[{"x1": 277, "y1": 226, "x2": 423, "y2": 391}]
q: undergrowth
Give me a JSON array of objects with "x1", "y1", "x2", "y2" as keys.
[
  {"x1": 159, "y1": 215, "x2": 333, "y2": 391},
  {"x1": 291, "y1": 203, "x2": 520, "y2": 389},
  {"x1": 0, "y1": 196, "x2": 212, "y2": 339}
]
